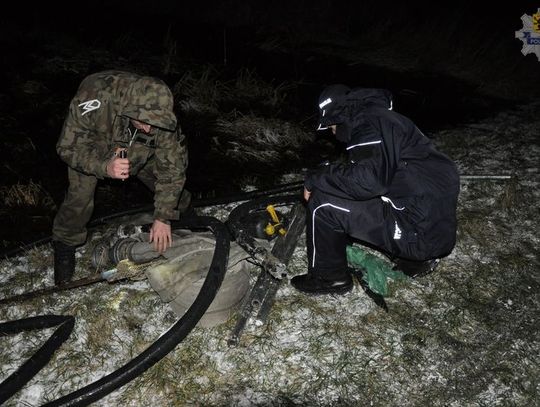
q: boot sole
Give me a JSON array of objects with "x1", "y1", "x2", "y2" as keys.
[{"x1": 293, "y1": 283, "x2": 353, "y2": 296}]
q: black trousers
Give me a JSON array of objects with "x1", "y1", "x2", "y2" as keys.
[{"x1": 305, "y1": 190, "x2": 427, "y2": 279}]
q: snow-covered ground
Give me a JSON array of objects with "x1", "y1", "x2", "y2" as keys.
[{"x1": 1, "y1": 102, "x2": 538, "y2": 406}]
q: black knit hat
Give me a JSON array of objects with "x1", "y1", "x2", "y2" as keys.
[{"x1": 317, "y1": 84, "x2": 351, "y2": 130}]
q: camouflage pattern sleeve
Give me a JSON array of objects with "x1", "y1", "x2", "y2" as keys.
[
  {"x1": 56, "y1": 99, "x2": 111, "y2": 179},
  {"x1": 152, "y1": 126, "x2": 189, "y2": 220}
]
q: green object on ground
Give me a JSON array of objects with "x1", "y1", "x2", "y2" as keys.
[{"x1": 346, "y1": 245, "x2": 407, "y2": 296}]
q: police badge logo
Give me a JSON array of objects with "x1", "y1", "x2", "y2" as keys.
[
  {"x1": 515, "y1": 8, "x2": 540, "y2": 61},
  {"x1": 534, "y1": 10, "x2": 540, "y2": 32}
]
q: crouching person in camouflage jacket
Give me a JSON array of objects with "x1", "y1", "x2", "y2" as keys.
[{"x1": 52, "y1": 70, "x2": 191, "y2": 285}]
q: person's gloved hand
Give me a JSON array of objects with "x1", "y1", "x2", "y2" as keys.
[{"x1": 149, "y1": 219, "x2": 172, "y2": 254}]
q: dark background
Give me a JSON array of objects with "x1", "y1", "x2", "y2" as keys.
[{"x1": 1, "y1": 1, "x2": 539, "y2": 251}]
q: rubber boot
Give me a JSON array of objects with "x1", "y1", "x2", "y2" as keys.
[
  {"x1": 53, "y1": 240, "x2": 76, "y2": 285},
  {"x1": 291, "y1": 218, "x2": 353, "y2": 295},
  {"x1": 290, "y1": 272, "x2": 353, "y2": 295}
]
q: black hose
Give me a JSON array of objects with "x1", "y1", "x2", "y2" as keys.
[
  {"x1": 191, "y1": 180, "x2": 303, "y2": 208},
  {"x1": 0, "y1": 315, "x2": 75, "y2": 405},
  {"x1": 41, "y1": 216, "x2": 229, "y2": 407},
  {"x1": 87, "y1": 180, "x2": 304, "y2": 227},
  {"x1": 1, "y1": 193, "x2": 302, "y2": 405},
  {"x1": 0, "y1": 181, "x2": 303, "y2": 259}
]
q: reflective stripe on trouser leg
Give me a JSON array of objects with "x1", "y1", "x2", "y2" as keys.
[
  {"x1": 52, "y1": 168, "x2": 97, "y2": 246},
  {"x1": 306, "y1": 190, "x2": 392, "y2": 273},
  {"x1": 307, "y1": 202, "x2": 351, "y2": 278}
]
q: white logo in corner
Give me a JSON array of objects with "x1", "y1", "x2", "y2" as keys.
[
  {"x1": 78, "y1": 99, "x2": 101, "y2": 116},
  {"x1": 515, "y1": 8, "x2": 540, "y2": 61}
]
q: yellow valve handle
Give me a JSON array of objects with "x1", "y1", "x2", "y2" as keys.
[
  {"x1": 265, "y1": 205, "x2": 287, "y2": 236},
  {"x1": 264, "y1": 223, "x2": 276, "y2": 236},
  {"x1": 264, "y1": 223, "x2": 287, "y2": 237},
  {"x1": 266, "y1": 205, "x2": 280, "y2": 223}
]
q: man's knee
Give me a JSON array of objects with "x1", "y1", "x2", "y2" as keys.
[{"x1": 306, "y1": 190, "x2": 331, "y2": 212}]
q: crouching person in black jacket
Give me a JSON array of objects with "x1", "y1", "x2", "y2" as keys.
[{"x1": 291, "y1": 84, "x2": 460, "y2": 295}]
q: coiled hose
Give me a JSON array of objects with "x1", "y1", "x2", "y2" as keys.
[
  {"x1": 3, "y1": 216, "x2": 229, "y2": 407},
  {"x1": 1, "y1": 189, "x2": 304, "y2": 406}
]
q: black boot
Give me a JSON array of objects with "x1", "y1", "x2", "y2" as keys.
[
  {"x1": 393, "y1": 258, "x2": 440, "y2": 278},
  {"x1": 290, "y1": 270, "x2": 353, "y2": 295},
  {"x1": 53, "y1": 240, "x2": 76, "y2": 285}
]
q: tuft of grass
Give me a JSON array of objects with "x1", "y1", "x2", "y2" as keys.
[
  {"x1": 0, "y1": 181, "x2": 56, "y2": 210},
  {"x1": 173, "y1": 65, "x2": 295, "y2": 116},
  {"x1": 174, "y1": 65, "x2": 224, "y2": 112},
  {"x1": 226, "y1": 68, "x2": 295, "y2": 113},
  {"x1": 495, "y1": 175, "x2": 520, "y2": 214},
  {"x1": 214, "y1": 115, "x2": 310, "y2": 163}
]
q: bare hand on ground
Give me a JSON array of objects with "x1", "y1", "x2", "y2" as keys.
[{"x1": 149, "y1": 219, "x2": 172, "y2": 254}]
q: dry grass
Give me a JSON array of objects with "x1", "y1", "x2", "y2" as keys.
[
  {"x1": 0, "y1": 181, "x2": 56, "y2": 210},
  {"x1": 214, "y1": 115, "x2": 310, "y2": 163},
  {"x1": 174, "y1": 65, "x2": 225, "y2": 112},
  {"x1": 173, "y1": 65, "x2": 295, "y2": 115},
  {"x1": 1, "y1": 160, "x2": 538, "y2": 406},
  {"x1": 172, "y1": 65, "x2": 310, "y2": 174}
]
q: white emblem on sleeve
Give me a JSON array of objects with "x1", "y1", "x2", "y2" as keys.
[
  {"x1": 393, "y1": 221, "x2": 402, "y2": 240},
  {"x1": 78, "y1": 99, "x2": 101, "y2": 116}
]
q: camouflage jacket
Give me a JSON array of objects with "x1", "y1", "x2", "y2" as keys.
[{"x1": 57, "y1": 70, "x2": 188, "y2": 220}]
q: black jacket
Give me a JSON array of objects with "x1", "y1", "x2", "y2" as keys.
[{"x1": 305, "y1": 88, "x2": 460, "y2": 258}]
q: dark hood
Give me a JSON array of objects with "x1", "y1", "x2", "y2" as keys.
[{"x1": 317, "y1": 86, "x2": 393, "y2": 142}]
